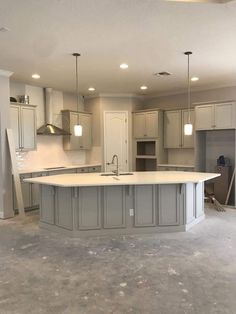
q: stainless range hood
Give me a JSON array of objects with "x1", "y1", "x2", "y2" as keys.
[{"x1": 37, "y1": 88, "x2": 71, "y2": 136}]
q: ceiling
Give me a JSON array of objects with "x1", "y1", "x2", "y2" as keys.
[{"x1": 0, "y1": 0, "x2": 236, "y2": 96}]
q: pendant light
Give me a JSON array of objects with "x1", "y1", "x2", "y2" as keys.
[
  {"x1": 184, "y1": 51, "x2": 193, "y2": 136},
  {"x1": 73, "y1": 53, "x2": 82, "y2": 137}
]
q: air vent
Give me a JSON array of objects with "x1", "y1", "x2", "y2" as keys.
[
  {"x1": 0, "y1": 27, "x2": 10, "y2": 32},
  {"x1": 153, "y1": 71, "x2": 172, "y2": 77}
]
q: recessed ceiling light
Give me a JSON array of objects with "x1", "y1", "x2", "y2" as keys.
[
  {"x1": 120, "y1": 63, "x2": 128, "y2": 69},
  {"x1": 191, "y1": 76, "x2": 199, "y2": 82},
  {"x1": 32, "y1": 74, "x2": 40, "y2": 79},
  {"x1": 0, "y1": 27, "x2": 10, "y2": 32},
  {"x1": 88, "y1": 87, "x2": 95, "y2": 91},
  {"x1": 140, "y1": 86, "x2": 148, "y2": 90}
]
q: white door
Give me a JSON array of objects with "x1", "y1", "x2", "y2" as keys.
[{"x1": 104, "y1": 111, "x2": 128, "y2": 172}]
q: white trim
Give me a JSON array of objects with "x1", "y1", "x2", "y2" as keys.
[
  {"x1": 0, "y1": 69, "x2": 13, "y2": 77},
  {"x1": 103, "y1": 111, "x2": 129, "y2": 172}
]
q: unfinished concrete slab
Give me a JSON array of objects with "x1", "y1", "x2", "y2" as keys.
[{"x1": 0, "y1": 207, "x2": 235, "y2": 314}]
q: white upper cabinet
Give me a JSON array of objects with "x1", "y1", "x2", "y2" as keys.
[
  {"x1": 133, "y1": 111, "x2": 159, "y2": 138},
  {"x1": 164, "y1": 109, "x2": 194, "y2": 149},
  {"x1": 195, "y1": 102, "x2": 235, "y2": 130},
  {"x1": 164, "y1": 110, "x2": 181, "y2": 148},
  {"x1": 10, "y1": 103, "x2": 36, "y2": 151},
  {"x1": 62, "y1": 110, "x2": 92, "y2": 150}
]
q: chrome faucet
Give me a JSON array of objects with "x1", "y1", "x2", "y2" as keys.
[{"x1": 109, "y1": 154, "x2": 119, "y2": 176}]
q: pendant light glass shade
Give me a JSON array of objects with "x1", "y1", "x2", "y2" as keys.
[
  {"x1": 74, "y1": 124, "x2": 82, "y2": 136},
  {"x1": 184, "y1": 51, "x2": 193, "y2": 136},
  {"x1": 73, "y1": 53, "x2": 83, "y2": 137},
  {"x1": 184, "y1": 123, "x2": 193, "y2": 136}
]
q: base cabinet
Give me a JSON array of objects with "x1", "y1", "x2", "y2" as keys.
[
  {"x1": 40, "y1": 186, "x2": 55, "y2": 225},
  {"x1": 158, "y1": 185, "x2": 181, "y2": 226},
  {"x1": 134, "y1": 185, "x2": 156, "y2": 227},
  {"x1": 39, "y1": 182, "x2": 204, "y2": 236},
  {"x1": 77, "y1": 187, "x2": 101, "y2": 230},
  {"x1": 103, "y1": 186, "x2": 126, "y2": 228}
]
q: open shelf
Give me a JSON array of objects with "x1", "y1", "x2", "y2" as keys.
[
  {"x1": 136, "y1": 155, "x2": 157, "y2": 159},
  {"x1": 137, "y1": 141, "x2": 156, "y2": 156}
]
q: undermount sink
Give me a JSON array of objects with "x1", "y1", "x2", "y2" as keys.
[
  {"x1": 44, "y1": 166, "x2": 67, "y2": 170},
  {"x1": 100, "y1": 172, "x2": 133, "y2": 176}
]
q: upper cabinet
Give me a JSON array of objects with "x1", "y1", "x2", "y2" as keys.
[
  {"x1": 10, "y1": 103, "x2": 37, "y2": 151},
  {"x1": 195, "y1": 102, "x2": 236, "y2": 131},
  {"x1": 62, "y1": 110, "x2": 92, "y2": 150},
  {"x1": 133, "y1": 111, "x2": 159, "y2": 138},
  {"x1": 164, "y1": 109, "x2": 194, "y2": 149}
]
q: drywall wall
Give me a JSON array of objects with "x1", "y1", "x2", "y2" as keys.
[
  {"x1": 0, "y1": 71, "x2": 14, "y2": 219},
  {"x1": 85, "y1": 95, "x2": 142, "y2": 169},
  {"x1": 63, "y1": 92, "x2": 84, "y2": 111},
  {"x1": 143, "y1": 86, "x2": 236, "y2": 110}
]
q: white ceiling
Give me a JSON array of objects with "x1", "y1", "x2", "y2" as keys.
[{"x1": 0, "y1": 0, "x2": 236, "y2": 96}]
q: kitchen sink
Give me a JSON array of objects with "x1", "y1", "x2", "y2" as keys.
[
  {"x1": 100, "y1": 172, "x2": 133, "y2": 176},
  {"x1": 44, "y1": 166, "x2": 67, "y2": 170}
]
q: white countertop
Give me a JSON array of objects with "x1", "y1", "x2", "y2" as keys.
[
  {"x1": 24, "y1": 171, "x2": 220, "y2": 187},
  {"x1": 18, "y1": 163, "x2": 102, "y2": 175}
]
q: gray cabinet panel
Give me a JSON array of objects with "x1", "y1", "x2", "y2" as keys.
[
  {"x1": 103, "y1": 186, "x2": 126, "y2": 228},
  {"x1": 185, "y1": 183, "x2": 195, "y2": 224},
  {"x1": 78, "y1": 187, "x2": 101, "y2": 230},
  {"x1": 195, "y1": 182, "x2": 204, "y2": 218},
  {"x1": 40, "y1": 185, "x2": 55, "y2": 224},
  {"x1": 134, "y1": 185, "x2": 156, "y2": 227},
  {"x1": 55, "y1": 187, "x2": 73, "y2": 230},
  {"x1": 159, "y1": 184, "x2": 180, "y2": 226}
]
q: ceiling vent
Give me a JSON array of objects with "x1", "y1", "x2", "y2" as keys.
[{"x1": 153, "y1": 71, "x2": 172, "y2": 77}]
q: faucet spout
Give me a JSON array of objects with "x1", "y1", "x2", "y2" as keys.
[{"x1": 111, "y1": 154, "x2": 119, "y2": 176}]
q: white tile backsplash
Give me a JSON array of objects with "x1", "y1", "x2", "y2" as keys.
[{"x1": 17, "y1": 135, "x2": 86, "y2": 169}]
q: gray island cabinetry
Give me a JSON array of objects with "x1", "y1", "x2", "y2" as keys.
[{"x1": 25, "y1": 171, "x2": 220, "y2": 236}]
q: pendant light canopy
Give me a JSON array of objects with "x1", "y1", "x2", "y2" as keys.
[
  {"x1": 184, "y1": 51, "x2": 193, "y2": 136},
  {"x1": 73, "y1": 52, "x2": 83, "y2": 137}
]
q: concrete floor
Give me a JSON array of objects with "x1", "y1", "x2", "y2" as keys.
[{"x1": 0, "y1": 207, "x2": 236, "y2": 314}]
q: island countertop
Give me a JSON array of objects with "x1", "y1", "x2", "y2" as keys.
[{"x1": 24, "y1": 171, "x2": 220, "y2": 187}]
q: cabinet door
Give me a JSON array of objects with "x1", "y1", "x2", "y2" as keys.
[
  {"x1": 159, "y1": 184, "x2": 180, "y2": 226},
  {"x1": 78, "y1": 187, "x2": 101, "y2": 230},
  {"x1": 215, "y1": 103, "x2": 235, "y2": 129},
  {"x1": 55, "y1": 187, "x2": 73, "y2": 230},
  {"x1": 79, "y1": 113, "x2": 92, "y2": 149},
  {"x1": 182, "y1": 109, "x2": 194, "y2": 148},
  {"x1": 133, "y1": 113, "x2": 146, "y2": 138},
  {"x1": 103, "y1": 186, "x2": 126, "y2": 228},
  {"x1": 145, "y1": 111, "x2": 158, "y2": 138},
  {"x1": 164, "y1": 110, "x2": 181, "y2": 148},
  {"x1": 10, "y1": 105, "x2": 21, "y2": 150},
  {"x1": 21, "y1": 106, "x2": 36, "y2": 150},
  {"x1": 134, "y1": 185, "x2": 156, "y2": 227},
  {"x1": 195, "y1": 105, "x2": 214, "y2": 130}
]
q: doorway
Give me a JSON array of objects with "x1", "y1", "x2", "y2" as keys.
[{"x1": 104, "y1": 111, "x2": 128, "y2": 172}]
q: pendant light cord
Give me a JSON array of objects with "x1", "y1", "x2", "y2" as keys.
[
  {"x1": 73, "y1": 53, "x2": 81, "y2": 113},
  {"x1": 184, "y1": 51, "x2": 192, "y2": 124},
  {"x1": 187, "y1": 53, "x2": 190, "y2": 123}
]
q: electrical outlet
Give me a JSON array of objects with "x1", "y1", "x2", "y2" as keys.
[{"x1": 129, "y1": 208, "x2": 134, "y2": 216}]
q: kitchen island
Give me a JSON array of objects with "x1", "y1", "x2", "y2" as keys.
[{"x1": 25, "y1": 171, "x2": 220, "y2": 236}]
